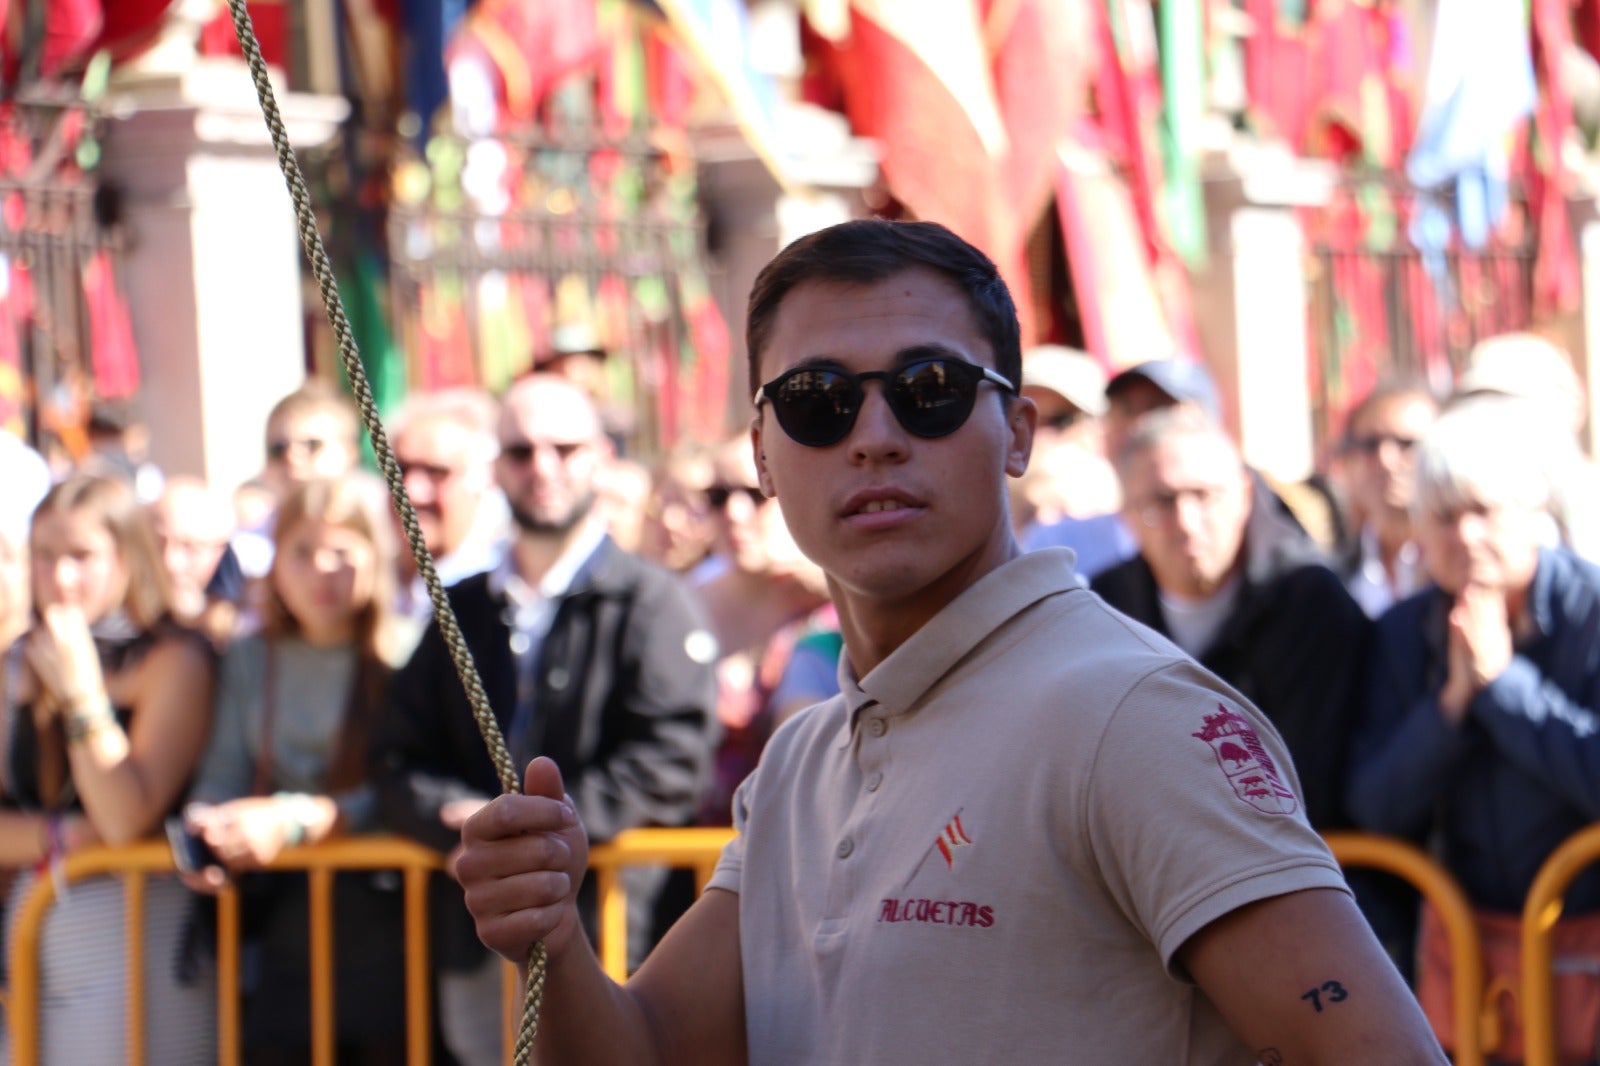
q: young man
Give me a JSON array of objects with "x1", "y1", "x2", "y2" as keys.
[{"x1": 455, "y1": 220, "x2": 1445, "y2": 1063}]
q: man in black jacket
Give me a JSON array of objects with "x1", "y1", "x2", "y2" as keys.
[
  {"x1": 1091, "y1": 404, "x2": 1369, "y2": 830},
  {"x1": 371, "y1": 373, "x2": 718, "y2": 1066}
]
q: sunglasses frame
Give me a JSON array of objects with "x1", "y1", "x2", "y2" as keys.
[{"x1": 754, "y1": 356, "x2": 1016, "y2": 448}]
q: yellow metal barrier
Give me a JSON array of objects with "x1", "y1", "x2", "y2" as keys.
[
  {"x1": 588, "y1": 827, "x2": 737, "y2": 980},
  {"x1": 1520, "y1": 822, "x2": 1600, "y2": 1066},
  {"x1": 6, "y1": 836, "x2": 446, "y2": 1066},
  {"x1": 4, "y1": 827, "x2": 737, "y2": 1064},
  {"x1": 1322, "y1": 831, "x2": 1490, "y2": 1066}
]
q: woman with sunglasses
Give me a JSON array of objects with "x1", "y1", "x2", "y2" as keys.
[
  {"x1": 691, "y1": 432, "x2": 833, "y2": 826},
  {"x1": 0, "y1": 475, "x2": 216, "y2": 1062},
  {"x1": 453, "y1": 219, "x2": 1445, "y2": 1064}
]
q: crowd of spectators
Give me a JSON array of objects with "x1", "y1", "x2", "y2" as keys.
[{"x1": 0, "y1": 327, "x2": 1595, "y2": 1062}]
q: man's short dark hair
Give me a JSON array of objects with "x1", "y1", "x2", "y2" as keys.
[{"x1": 745, "y1": 219, "x2": 1022, "y2": 399}]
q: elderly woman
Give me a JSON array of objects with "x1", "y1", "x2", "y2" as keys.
[{"x1": 1346, "y1": 396, "x2": 1600, "y2": 1064}]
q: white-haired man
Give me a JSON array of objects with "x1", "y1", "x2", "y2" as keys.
[{"x1": 388, "y1": 387, "x2": 508, "y2": 626}]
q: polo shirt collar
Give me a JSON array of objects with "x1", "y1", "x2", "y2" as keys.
[{"x1": 838, "y1": 548, "x2": 1083, "y2": 722}]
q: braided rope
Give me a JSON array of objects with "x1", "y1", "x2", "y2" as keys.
[{"x1": 220, "y1": 2, "x2": 546, "y2": 1058}]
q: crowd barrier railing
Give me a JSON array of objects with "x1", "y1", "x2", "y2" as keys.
[
  {"x1": 6, "y1": 836, "x2": 446, "y2": 1066},
  {"x1": 1520, "y1": 822, "x2": 1600, "y2": 1066},
  {"x1": 587, "y1": 827, "x2": 737, "y2": 980},
  {"x1": 3, "y1": 827, "x2": 738, "y2": 1066},
  {"x1": 27, "y1": 828, "x2": 1584, "y2": 1066},
  {"x1": 1322, "y1": 831, "x2": 1490, "y2": 1065}
]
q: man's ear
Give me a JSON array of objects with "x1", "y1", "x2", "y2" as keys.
[
  {"x1": 1005, "y1": 395, "x2": 1038, "y2": 479},
  {"x1": 752, "y1": 418, "x2": 774, "y2": 496}
]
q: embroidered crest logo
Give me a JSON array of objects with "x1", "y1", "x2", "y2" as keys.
[
  {"x1": 1192, "y1": 703, "x2": 1297, "y2": 815},
  {"x1": 935, "y1": 812, "x2": 973, "y2": 868}
]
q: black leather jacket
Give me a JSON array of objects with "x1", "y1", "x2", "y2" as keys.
[{"x1": 371, "y1": 535, "x2": 719, "y2": 967}]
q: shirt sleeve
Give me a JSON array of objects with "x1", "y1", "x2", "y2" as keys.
[
  {"x1": 706, "y1": 769, "x2": 752, "y2": 896},
  {"x1": 1083, "y1": 659, "x2": 1349, "y2": 974}
]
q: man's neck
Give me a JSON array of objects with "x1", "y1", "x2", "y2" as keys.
[
  {"x1": 1370, "y1": 511, "x2": 1413, "y2": 570},
  {"x1": 829, "y1": 544, "x2": 1021, "y2": 677},
  {"x1": 511, "y1": 525, "x2": 585, "y2": 586}
]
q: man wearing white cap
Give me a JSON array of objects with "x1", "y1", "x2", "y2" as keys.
[{"x1": 1015, "y1": 346, "x2": 1136, "y2": 578}]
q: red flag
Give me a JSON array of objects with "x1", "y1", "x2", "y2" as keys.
[
  {"x1": 1304, "y1": 0, "x2": 1414, "y2": 166},
  {"x1": 1056, "y1": 138, "x2": 1180, "y2": 370},
  {"x1": 826, "y1": 2, "x2": 1011, "y2": 271},
  {"x1": 1243, "y1": 0, "x2": 1313, "y2": 147},
  {"x1": 41, "y1": 0, "x2": 103, "y2": 76},
  {"x1": 82, "y1": 250, "x2": 139, "y2": 399},
  {"x1": 1529, "y1": 0, "x2": 1581, "y2": 314},
  {"x1": 988, "y1": 0, "x2": 1085, "y2": 217},
  {"x1": 198, "y1": 1, "x2": 290, "y2": 71},
  {"x1": 446, "y1": 0, "x2": 602, "y2": 125},
  {"x1": 0, "y1": 255, "x2": 31, "y2": 435}
]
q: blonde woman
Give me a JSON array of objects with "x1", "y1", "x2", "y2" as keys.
[
  {"x1": 183, "y1": 477, "x2": 404, "y2": 1064},
  {"x1": 0, "y1": 475, "x2": 216, "y2": 1063}
]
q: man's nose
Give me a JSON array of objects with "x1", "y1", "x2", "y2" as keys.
[
  {"x1": 847, "y1": 384, "x2": 909, "y2": 460},
  {"x1": 403, "y1": 470, "x2": 438, "y2": 503}
]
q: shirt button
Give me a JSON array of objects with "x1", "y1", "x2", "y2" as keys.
[
  {"x1": 867, "y1": 718, "x2": 887, "y2": 738},
  {"x1": 836, "y1": 837, "x2": 854, "y2": 859},
  {"x1": 865, "y1": 772, "x2": 883, "y2": 792}
]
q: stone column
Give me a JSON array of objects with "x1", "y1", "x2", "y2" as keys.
[
  {"x1": 1575, "y1": 200, "x2": 1600, "y2": 455},
  {"x1": 1190, "y1": 146, "x2": 1335, "y2": 483},
  {"x1": 97, "y1": 58, "x2": 347, "y2": 493}
]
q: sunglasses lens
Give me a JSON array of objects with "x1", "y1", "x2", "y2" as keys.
[
  {"x1": 770, "y1": 369, "x2": 859, "y2": 447},
  {"x1": 888, "y1": 360, "x2": 979, "y2": 438}
]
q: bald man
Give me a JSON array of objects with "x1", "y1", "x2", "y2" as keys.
[
  {"x1": 149, "y1": 476, "x2": 240, "y2": 645},
  {"x1": 370, "y1": 375, "x2": 718, "y2": 1066}
]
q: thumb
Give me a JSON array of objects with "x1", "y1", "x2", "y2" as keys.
[{"x1": 521, "y1": 755, "x2": 568, "y2": 803}]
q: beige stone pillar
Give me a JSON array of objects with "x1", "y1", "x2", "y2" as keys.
[
  {"x1": 97, "y1": 58, "x2": 347, "y2": 493},
  {"x1": 1190, "y1": 147, "x2": 1335, "y2": 483}
]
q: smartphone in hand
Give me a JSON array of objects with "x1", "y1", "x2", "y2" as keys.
[{"x1": 164, "y1": 816, "x2": 220, "y2": 875}]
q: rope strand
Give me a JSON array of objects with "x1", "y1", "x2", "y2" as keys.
[{"x1": 220, "y1": 2, "x2": 547, "y2": 1057}]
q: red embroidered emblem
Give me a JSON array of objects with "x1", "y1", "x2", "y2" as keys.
[
  {"x1": 935, "y1": 813, "x2": 972, "y2": 868},
  {"x1": 1192, "y1": 703, "x2": 1297, "y2": 815}
]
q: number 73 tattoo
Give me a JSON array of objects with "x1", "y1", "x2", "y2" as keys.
[{"x1": 1301, "y1": 980, "x2": 1349, "y2": 1012}]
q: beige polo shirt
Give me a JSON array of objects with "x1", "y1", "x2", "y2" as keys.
[{"x1": 708, "y1": 549, "x2": 1348, "y2": 1065}]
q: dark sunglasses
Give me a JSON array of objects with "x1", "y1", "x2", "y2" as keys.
[
  {"x1": 499, "y1": 440, "x2": 585, "y2": 464},
  {"x1": 754, "y1": 356, "x2": 1015, "y2": 448},
  {"x1": 1043, "y1": 408, "x2": 1089, "y2": 432},
  {"x1": 1347, "y1": 433, "x2": 1420, "y2": 456},
  {"x1": 397, "y1": 458, "x2": 460, "y2": 482},
  {"x1": 266, "y1": 437, "x2": 327, "y2": 462},
  {"x1": 705, "y1": 484, "x2": 767, "y2": 510}
]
